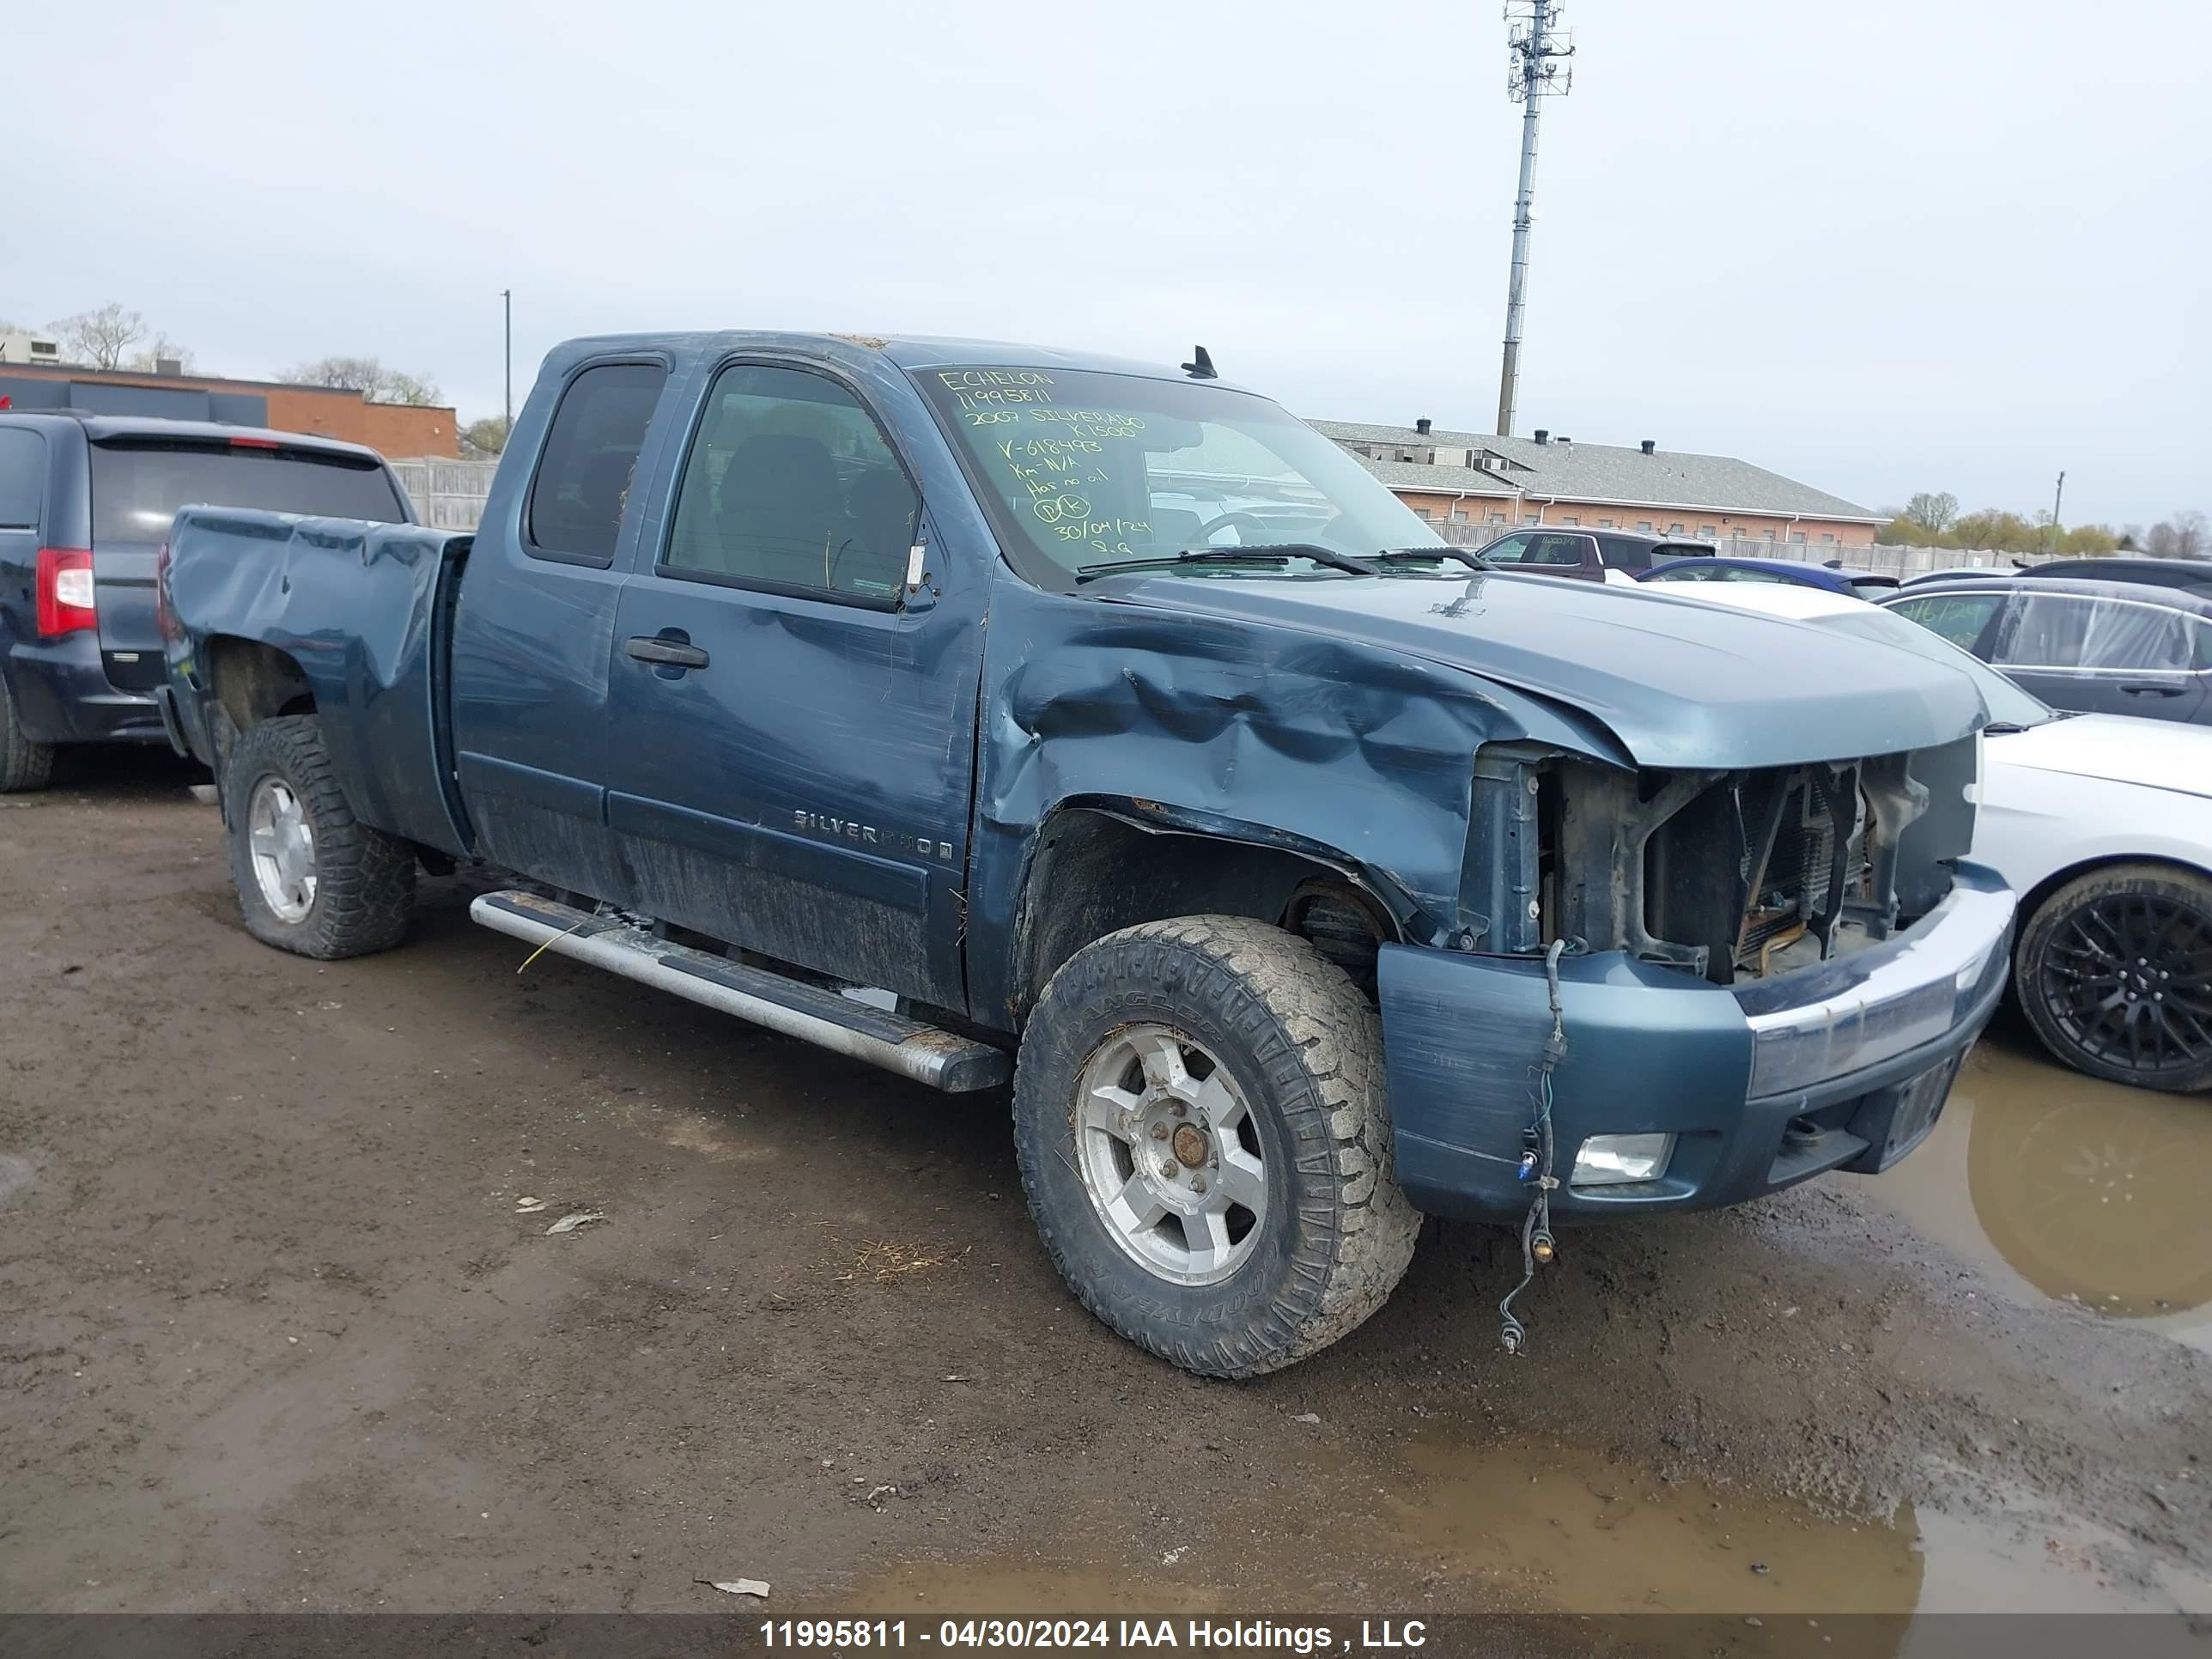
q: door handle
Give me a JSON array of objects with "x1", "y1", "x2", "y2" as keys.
[
  {"x1": 2120, "y1": 683, "x2": 2184, "y2": 698},
  {"x1": 625, "y1": 635, "x2": 709, "y2": 670}
]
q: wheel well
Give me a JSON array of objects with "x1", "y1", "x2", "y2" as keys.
[
  {"x1": 2010, "y1": 853, "x2": 2212, "y2": 954},
  {"x1": 207, "y1": 637, "x2": 316, "y2": 732},
  {"x1": 1010, "y1": 806, "x2": 1401, "y2": 1022}
]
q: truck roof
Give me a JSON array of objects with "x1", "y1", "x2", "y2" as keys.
[
  {"x1": 0, "y1": 408, "x2": 388, "y2": 463},
  {"x1": 544, "y1": 331, "x2": 1240, "y2": 390}
]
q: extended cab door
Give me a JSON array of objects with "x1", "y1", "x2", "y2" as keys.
[
  {"x1": 449, "y1": 357, "x2": 675, "y2": 898},
  {"x1": 602, "y1": 358, "x2": 983, "y2": 1010}
]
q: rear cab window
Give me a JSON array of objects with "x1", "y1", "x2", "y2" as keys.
[
  {"x1": 526, "y1": 362, "x2": 670, "y2": 565},
  {"x1": 89, "y1": 440, "x2": 406, "y2": 544}
]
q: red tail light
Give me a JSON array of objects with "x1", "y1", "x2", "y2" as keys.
[
  {"x1": 229, "y1": 435, "x2": 280, "y2": 449},
  {"x1": 36, "y1": 548, "x2": 97, "y2": 638}
]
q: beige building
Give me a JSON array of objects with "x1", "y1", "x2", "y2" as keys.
[{"x1": 1314, "y1": 419, "x2": 1882, "y2": 550}]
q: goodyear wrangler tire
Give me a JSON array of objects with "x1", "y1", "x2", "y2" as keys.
[
  {"x1": 225, "y1": 714, "x2": 415, "y2": 960},
  {"x1": 1012, "y1": 915, "x2": 1422, "y2": 1377}
]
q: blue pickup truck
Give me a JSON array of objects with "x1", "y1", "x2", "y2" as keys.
[{"x1": 159, "y1": 332, "x2": 2015, "y2": 1376}]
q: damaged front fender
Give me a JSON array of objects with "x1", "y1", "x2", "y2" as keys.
[{"x1": 963, "y1": 578, "x2": 1635, "y2": 1027}]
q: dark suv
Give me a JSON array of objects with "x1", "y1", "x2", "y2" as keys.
[
  {"x1": 1472, "y1": 526, "x2": 1714, "y2": 584},
  {"x1": 0, "y1": 413, "x2": 412, "y2": 790}
]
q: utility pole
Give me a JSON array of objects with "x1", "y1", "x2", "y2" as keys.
[
  {"x1": 2048, "y1": 470, "x2": 2065, "y2": 553},
  {"x1": 1496, "y1": 2, "x2": 1575, "y2": 438},
  {"x1": 501, "y1": 289, "x2": 514, "y2": 431}
]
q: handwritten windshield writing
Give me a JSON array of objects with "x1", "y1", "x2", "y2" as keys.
[{"x1": 939, "y1": 370, "x2": 1158, "y2": 556}]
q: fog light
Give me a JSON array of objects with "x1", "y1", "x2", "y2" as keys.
[{"x1": 1571, "y1": 1133, "x2": 1676, "y2": 1187}]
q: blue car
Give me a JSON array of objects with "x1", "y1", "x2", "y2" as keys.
[
  {"x1": 0, "y1": 411, "x2": 412, "y2": 790},
  {"x1": 1639, "y1": 554, "x2": 1900, "y2": 600}
]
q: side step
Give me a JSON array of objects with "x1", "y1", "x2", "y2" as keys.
[{"x1": 469, "y1": 890, "x2": 1012, "y2": 1093}]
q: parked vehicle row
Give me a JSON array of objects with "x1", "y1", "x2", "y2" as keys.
[
  {"x1": 1883, "y1": 575, "x2": 2212, "y2": 727},
  {"x1": 1672, "y1": 581, "x2": 2212, "y2": 1094},
  {"x1": 0, "y1": 410, "x2": 410, "y2": 791},
  {"x1": 1638, "y1": 554, "x2": 1899, "y2": 599},
  {"x1": 155, "y1": 331, "x2": 2016, "y2": 1376}
]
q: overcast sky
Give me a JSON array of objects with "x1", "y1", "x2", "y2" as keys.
[{"x1": 8, "y1": 0, "x2": 2206, "y2": 527}]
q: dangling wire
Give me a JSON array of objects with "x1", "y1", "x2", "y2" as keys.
[{"x1": 1499, "y1": 938, "x2": 1568, "y2": 1354}]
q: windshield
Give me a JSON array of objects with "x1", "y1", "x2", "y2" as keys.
[
  {"x1": 915, "y1": 366, "x2": 1442, "y2": 584},
  {"x1": 1839, "y1": 605, "x2": 2057, "y2": 728},
  {"x1": 91, "y1": 441, "x2": 407, "y2": 543}
]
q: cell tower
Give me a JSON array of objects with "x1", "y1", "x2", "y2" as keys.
[{"x1": 1496, "y1": 1, "x2": 1575, "y2": 437}]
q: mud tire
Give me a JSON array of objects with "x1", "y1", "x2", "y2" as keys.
[
  {"x1": 225, "y1": 714, "x2": 415, "y2": 960},
  {"x1": 1012, "y1": 915, "x2": 1423, "y2": 1377}
]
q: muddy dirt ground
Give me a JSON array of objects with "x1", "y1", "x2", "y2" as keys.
[{"x1": 4, "y1": 751, "x2": 2209, "y2": 1632}]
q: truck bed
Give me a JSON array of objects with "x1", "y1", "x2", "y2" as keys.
[{"x1": 161, "y1": 507, "x2": 472, "y2": 855}]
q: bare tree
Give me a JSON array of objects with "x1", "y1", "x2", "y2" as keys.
[
  {"x1": 1904, "y1": 491, "x2": 1960, "y2": 534},
  {"x1": 2173, "y1": 509, "x2": 2209, "y2": 561},
  {"x1": 2146, "y1": 521, "x2": 2180, "y2": 557},
  {"x1": 49, "y1": 303, "x2": 149, "y2": 370},
  {"x1": 125, "y1": 335, "x2": 197, "y2": 374},
  {"x1": 280, "y1": 356, "x2": 442, "y2": 406}
]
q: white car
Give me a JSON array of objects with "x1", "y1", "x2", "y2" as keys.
[{"x1": 1649, "y1": 580, "x2": 2212, "y2": 1093}]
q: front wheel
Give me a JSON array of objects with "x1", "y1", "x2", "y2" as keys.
[
  {"x1": 224, "y1": 714, "x2": 416, "y2": 959},
  {"x1": 2016, "y1": 862, "x2": 2212, "y2": 1093},
  {"x1": 1012, "y1": 915, "x2": 1422, "y2": 1377}
]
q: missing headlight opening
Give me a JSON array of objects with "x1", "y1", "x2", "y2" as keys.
[{"x1": 1465, "y1": 737, "x2": 1978, "y2": 984}]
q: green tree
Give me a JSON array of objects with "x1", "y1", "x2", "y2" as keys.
[
  {"x1": 462, "y1": 416, "x2": 511, "y2": 453},
  {"x1": 1951, "y1": 508, "x2": 2040, "y2": 553}
]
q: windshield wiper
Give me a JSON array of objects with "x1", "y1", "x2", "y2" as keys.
[
  {"x1": 1075, "y1": 544, "x2": 1378, "y2": 582},
  {"x1": 1371, "y1": 546, "x2": 1496, "y2": 573}
]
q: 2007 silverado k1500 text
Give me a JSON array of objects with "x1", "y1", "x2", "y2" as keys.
[{"x1": 158, "y1": 332, "x2": 2016, "y2": 1376}]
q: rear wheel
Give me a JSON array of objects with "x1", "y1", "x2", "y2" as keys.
[
  {"x1": 2016, "y1": 862, "x2": 2212, "y2": 1093},
  {"x1": 225, "y1": 714, "x2": 415, "y2": 959},
  {"x1": 1012, "y1": 915, "x2": 1422, "y2": 1377},
  {"x1": 0, "y1": 677, "x2": 55, "y2": 793}
]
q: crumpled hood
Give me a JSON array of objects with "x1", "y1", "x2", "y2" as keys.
[
  {"x1": 1103, "y1": 571, "x2": 1989, "y2": 770},
  {"x1": 1990, "y1": 712, "x2": 2212, "y2": 800}
]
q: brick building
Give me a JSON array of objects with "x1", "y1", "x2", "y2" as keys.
[
  {"x1": 1315, "y1": 418, "x2": 1881, "y2": 550},
  {"x1": 0, "y1": 362, "x2": 460, "y2": 459}
]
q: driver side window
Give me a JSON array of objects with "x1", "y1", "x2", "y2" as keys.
[{"x1": 1479, "y1": 532, "x2": 1533, "y2": 563}]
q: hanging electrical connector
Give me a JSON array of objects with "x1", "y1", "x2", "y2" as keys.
[{"x1": 1498, "y1": 938, "x2": 1568, "y2": 1354}]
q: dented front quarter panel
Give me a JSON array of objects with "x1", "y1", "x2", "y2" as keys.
[
  {"x1": 164, "y1": 507, "x2": 471, "y2": 854},
  {"x1": 964, "y1": 574, "x2": 1635, "y2": 1024}
]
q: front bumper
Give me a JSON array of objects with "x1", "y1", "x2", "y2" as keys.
[{"x1": 1376, "y1": 860, "x2": 2014, "y2": 1223}]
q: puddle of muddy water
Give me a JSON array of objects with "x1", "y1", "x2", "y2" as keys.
[
  {"x1": 1846, "y1": 1034, "x2": 2212, "y2": 1354},
  {"x1": 834, "y1": 1431, "x2": 2204, "y2": 1628}
]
